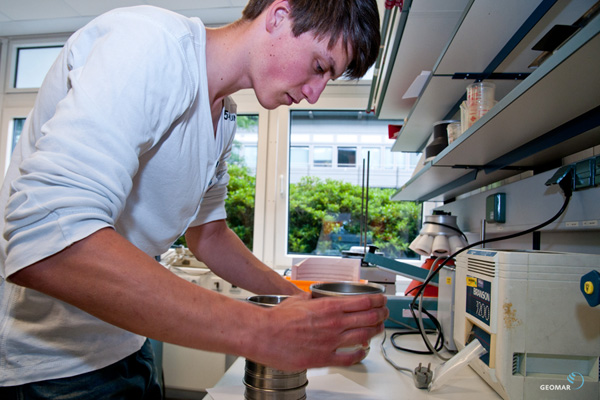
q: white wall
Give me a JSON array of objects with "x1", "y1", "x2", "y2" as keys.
[{"x1": 434, "y1": 154, "x2": 600, "y2": 255}]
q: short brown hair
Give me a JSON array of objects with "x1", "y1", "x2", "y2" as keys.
[{"x1": 242, "y1": 0, "x2": 380, "y2": 79}]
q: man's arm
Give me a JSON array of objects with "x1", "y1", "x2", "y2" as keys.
[
  {"x1": 185, "y1": 220, "x2": 302, "y2": 296},
  {"x1": 10, "y1": 227, "x2": 388, "y2": 371}
]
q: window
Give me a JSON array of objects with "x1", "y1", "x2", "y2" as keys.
[
  {"x1": 287, "y1": 110, "x2": 421, "y2": 260},
  {"x1": 313, "y1": 146, "x2": 332, "y2": 167},
  {"x1": 1, "y1": 109, "x2": 31, "y2": 176},
  {"x1": 14, "y1": 46, "x2": 62, "y2": 89},
  {"x1": 11, "y1": 118, "x2": 25, "y2": 153},
  {"x1": 175, "y1": 114, "x2": 259, "y2": 251},
  {"x1": 337, "y1": 147, "x2": 356, "y2": 167},
  {"x1": 361, "y1": 147, "x2": 380, "y2": 168},
  {"x1": 226, "y1": 115, "x2": 259, "y2": 251},
  {"x1": 290, "y1": 146, "x2": 309, "y2": 168},
  {"x1": 384, "y1": 147, "x2": 396, "y2": 169}
]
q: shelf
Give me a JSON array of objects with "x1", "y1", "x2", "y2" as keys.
[
  {"x1": 393, "y1": 0, "x2": 551, "y2": 152},
  {"x1": 369, "y1": 0, "x2": 470, "y2": 120},
  {"x1": 387, "y1": 0, "x2": 600, "y2": 202},
  {"x1": 437, "y1": 24, "x2": 600, "y2": 169},
  {"x1": 391, "y1": 77, "x2": 518, "y2": 151}
]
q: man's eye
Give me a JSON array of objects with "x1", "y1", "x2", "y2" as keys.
[{"x1": 316, "y1": 63, "x2": 325, "y2": 74}]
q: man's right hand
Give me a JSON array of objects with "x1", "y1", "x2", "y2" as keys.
[{"x1": 242, "y1": 293, "x2": 388, "y2": 371}]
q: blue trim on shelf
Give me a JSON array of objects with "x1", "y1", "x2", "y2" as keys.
[
  {"x1": 441, "y1": 0, "x2": 557, "y2": 121},
  {"x1": 419, "y1": 169, "x2": 479, "y2": 201}
]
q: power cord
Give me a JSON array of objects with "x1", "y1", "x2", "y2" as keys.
[
  {"x1": 381, "y1": 168, "x2": 574, "y2": 388},
  {"x1": 379, "y1": 319, "x2": 439, "y2": 388},
  {"x1": 413, "y1": 363, "x2": 433, "y2": 389},
  {"x1": 409, "y1": 168, "x2": 573, "y2": 359}
]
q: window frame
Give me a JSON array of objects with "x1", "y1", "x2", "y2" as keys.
[
  {"x1": 337, "y1": 146, "x2": 357, "y2": 168},
  {"x1": 269, "y1": 87, "x2": 384, "y2": 268},
  {"x1": 5, "y1": 37, "x2": 67, "y2": 94},
  {"x1": 313, "y1": 145, "x2": 333, "y2": 167},
  {"x1": 0, "y1": 107, "x2": 31, "y2": 175}
]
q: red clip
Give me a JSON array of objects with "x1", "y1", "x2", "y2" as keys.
[{"x1": 385, "y1": 1, "x2": 404, "y2": 11}]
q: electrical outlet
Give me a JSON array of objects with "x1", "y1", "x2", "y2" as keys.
[
  {"x1": 574, "y1": 159, "x2": 593, "y2": 190},
  {"x1": 546, "y1": 156, "x2": 599, "y2": 192},
  {"x1": 595, "y1": 156, "x2": 600, "y2": 186}
]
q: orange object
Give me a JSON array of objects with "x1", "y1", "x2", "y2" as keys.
[
  {"x1": 404, "y1": 257, "x2": 454, "y2": 297},
  {"x1": 285, "y1": 277, "x2": 368, "y2": 293},
  {"x1": 285, "y1": 277, "x2": 320, "y2": 292}
]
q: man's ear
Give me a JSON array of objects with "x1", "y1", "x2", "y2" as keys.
[{"x1": 265, "y1": 0, "x2": 290, "y2": 33}]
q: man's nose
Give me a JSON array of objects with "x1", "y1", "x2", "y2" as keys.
[{"x1": 302, "y1": 77, "x2": 329, "y2": 104}]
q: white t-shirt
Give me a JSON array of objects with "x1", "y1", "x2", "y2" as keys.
[{"x1": 0, "y1": 6, "x2": 237, "y2": 386}]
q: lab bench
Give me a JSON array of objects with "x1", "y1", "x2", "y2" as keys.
[{"x1": 202, "y1": 330, "x2": 500, "y2": 400}]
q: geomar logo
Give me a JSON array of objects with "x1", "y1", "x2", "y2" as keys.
[{"x1": 539, "y1": 372, "x2": 584, "y2": 392}]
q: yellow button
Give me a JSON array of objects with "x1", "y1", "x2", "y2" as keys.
[{"x1": 584, "y1": 281, "x2": 594, "y2": 295}]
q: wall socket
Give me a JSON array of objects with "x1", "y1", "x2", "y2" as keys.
[
  {"x1": 574, "y1": 157, "x2": 595, "y2": 190},
  {"x1": 546, "y1": 155, "x2": 599, "y2": 192}
]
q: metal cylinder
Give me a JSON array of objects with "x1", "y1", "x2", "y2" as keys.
[
  {"x1": 244, "y1": 295, "x2": 307, "y2": 400},
  {"x1": 309, "y1": 282, "x2": 385, "y2": 297},
  {"x1": 243, "y1": 360, "x2": 308, "y2": 400}
]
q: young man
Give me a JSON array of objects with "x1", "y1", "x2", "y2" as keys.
[{"x1": 0, "y1": 0, "x2": 385, "y2": 398}]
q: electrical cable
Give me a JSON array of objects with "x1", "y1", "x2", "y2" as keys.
[
  {"x1": 412, "y1": 257, "x2": 451, "y2": 360},
  {"x1": 409, "y1": 175, "x2": 573, "y2": 359},
  {"x1": 379, "y1": 329, "x2": 413, "y2": 374},
  {"x1": 387, "y1": 316, "x2": 419, "y2": 331},
  {"x1": 381, "y1": 171, "x2": 573, "y2": 373},
  {"x1": 416, "y1": 179, "x2": 572, "y2": 296},
  {"x1": 421, "y1": 221, "x2": 469, "y2": 242},
  {"x1": 390, "y1": 328, "x2": 443, "y2": 354}
]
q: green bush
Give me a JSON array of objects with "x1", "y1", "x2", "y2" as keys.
[
  {"x1": 288, "y1": 176, "x2": 420, "y2": 259},
  {"x1": 179, "y1": 164, "x2": 421, "y2": 261},
  {"x1": 225, "y1": 163, "x2": 256, "y2": 249}
]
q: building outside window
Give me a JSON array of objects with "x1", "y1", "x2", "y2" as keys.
[
  {"x1": 361, "y1": 147, "x2": 381, "y2": 169},
  {"x1": 337, "y1": 146, "x2": 356, "y2": 167},
  {"x1": 313, "y1": 146, "x2": 333, "y2": 167},
  {"x1": 287, "y1": 110, "x2": 421, "y2": 259},
  {"x1": 290, "y1": 146, "x2": 309, "y2": 169}
]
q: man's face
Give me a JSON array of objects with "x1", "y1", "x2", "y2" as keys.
[{"x1": 253, "y1": 27, "x2": 352, "y2": 110}]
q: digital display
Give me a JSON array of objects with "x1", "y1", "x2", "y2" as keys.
[{"x1": 466, "y1": 276, "x2": 492, "y2": 326}]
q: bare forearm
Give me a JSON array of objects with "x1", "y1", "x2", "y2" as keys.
[
  {"x1": 186, "y1": 220, "x2": 302, "y2": 296},
  {"x1": 9, "y1": 228, "x2": 262, "y2": 355},
  {"x1": 10, "y1": 226, "x2": 389, "y2": 371}
]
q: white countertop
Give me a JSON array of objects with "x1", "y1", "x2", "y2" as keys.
[{"x1": 202, "y1": 330, "x2": 501, "y2": 399}]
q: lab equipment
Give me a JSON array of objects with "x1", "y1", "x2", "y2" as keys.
[{"x1": 453, "y1": 249, "x2": 600, "y2": 399}]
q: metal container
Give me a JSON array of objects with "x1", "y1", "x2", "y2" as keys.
[
  {"x1": 243, "y1": 297, "x2": 307, "y2": 400},
  {"x1": 244, "y1": 381, "x2": 307, "y2": 400},
  {"x1": 309, "y1": 282, "x2": 385, "y2": 298},
  {"x1": 244, "y1": 360, "x2": 307, "y2": 390},
  {"x1": 309, "y1": 282, "x2": 384, "y2": 360},
  {"x1": 243, "y1": 359, "x2": 308, "y2": 400},
  {"x1": 247, "y1": 295, "x2": 289, "y2": 307}
]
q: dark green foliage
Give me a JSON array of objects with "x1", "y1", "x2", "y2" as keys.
[
  {"x1": 176, "y1": 171, "x2": 419, "y2": 259},
  {"x1": 287, "y1": 176, "x2": 420, "y2": 259},
  {"x1": 225, "y1": 163, "x2": 256, "y2": 249}
]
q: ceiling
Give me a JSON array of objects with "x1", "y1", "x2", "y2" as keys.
[{"x1": 0, "y1": 0, "x2": 249, "y2": 37}]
